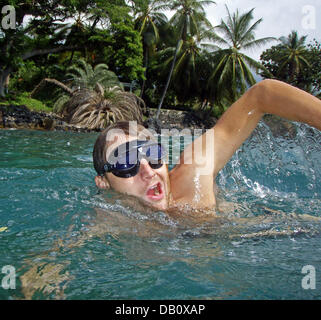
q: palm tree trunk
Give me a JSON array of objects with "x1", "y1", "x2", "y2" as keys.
[
  {"x1": 22, "y1": 45, "x2": 77, "y2": 61},
  {"x1": 0, "y1": 67, "x2": 11, "y2": 97},
  {"x1": 0, "y1": 82, "x2": 5, "y2": 97},
  {"x1": 69, "y1": 50, "x2": 75, "y2": 65},
  {"x1": 155, "y1": 27, "x2": 184, "y2": 120},
  {"x1": 140, "y1": 49, "x2": 148, "y2": 99},
  {"x1": 30, "y1": 78, "x2": 74, "y2": 97}
]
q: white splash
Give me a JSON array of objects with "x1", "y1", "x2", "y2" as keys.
[{"x1": 193, "y1": 172, "x2": 201, "y2": 203}]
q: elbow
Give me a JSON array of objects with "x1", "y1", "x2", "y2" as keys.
[{"x1": 246, "y1": 79, "x2": 279, "y2": 114}]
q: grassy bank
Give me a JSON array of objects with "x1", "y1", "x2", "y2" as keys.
[{"x1": 1, "y1": 92, "x2": 52, "y2": 113}]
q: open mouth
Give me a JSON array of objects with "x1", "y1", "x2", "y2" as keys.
[{"x1": 146, "y1": 182, "x2": 164, "y2": 201}]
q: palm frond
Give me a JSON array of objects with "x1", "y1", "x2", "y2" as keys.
[
  {"x1": 242, "y1": 37, "x2": 277, "y2": 51},
  {"x1": 238, "y1": 57, "x2": 256, "y2": 86},
  {"x1": 66, "y1": 86, "x2": 145, "y2": 130},
  {"x1": 53, "y1": 95, "x2": 70, "y2": 114}
]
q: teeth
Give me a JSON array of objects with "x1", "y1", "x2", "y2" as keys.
[{"x1": 150, "y1": 184, "x2": 160, "y2": 195}]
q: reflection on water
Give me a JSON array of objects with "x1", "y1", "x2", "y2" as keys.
[{"x1": 0, "y1": 121, "x2": 321, "y2": 299}]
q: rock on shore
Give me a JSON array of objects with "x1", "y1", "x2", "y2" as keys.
[
  {"x1": 144, "y1": 109, "x2": 217, "y2": 132},
  {"x1": 0, "y1": 104, "x2": 93, "y2": 132},
  {"x1": 0, "y1": 104, "x2": 218, "y2": 133},
  {"x1": 0, "y1": 104, "x2": 298, "y2": 138}
]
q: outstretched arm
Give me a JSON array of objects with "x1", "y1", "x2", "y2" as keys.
[
  {"x1": 171, "y1": 79, "x2": 320, "y2": 208},
  {"x1": 210, "y1": 79, "x2": 321, "y2": 177}
]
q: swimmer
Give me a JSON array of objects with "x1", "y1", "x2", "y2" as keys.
[{"x1": 93, "y1": 80, "x2": 321, "y2": 213}]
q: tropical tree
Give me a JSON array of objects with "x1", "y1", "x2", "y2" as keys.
[
  {"x1": 131, "y1": 0, "x2": 169, "y2": 97},
  {"x1": 63, "y1": 84, "x2": 144, "y2": 129},
  {"x1": 207, "y1": 6, "x2": 275, "y2": 102},
  {"x1": 32, "y1": 80, "x2": 144, "y2": 129},
  {"x1": 65, "y1": 59, "x2": 121, "y2": 90},
  {"x1": 157, "y1": 27, "x2": 214, "y2": 103},
  {"x1": 260, "y1": 35, "x2": 320, "y2": 96},
  {"x1": 30, "y1": 58, "x2": 145, "y2": 130},
  {"x1": 261, "y1": 31, "x2": 310, "y2": 84},
  {"x1": 104, "y1": 19, "x2": 145, "y2": 82},
  {"x1": 278, "y1": 31, "x2": 311, "y2": 84},
  {"x1": 30, "y1": 59, "x2": 120, "y2": 108},
  {"x1": 155, "y1": 0, "x2": 215, "y2": 119},
  {"x1": 301, "y1": 40, "x2": 321, "y2": 96},
  {"x1": 0, "y1": 0, "x2": 138, "y2": 97},
  {"x1": 132, "y1": 0, "x2": 168, "y2": 39},
  {"x1": 0, "y1": 0, "x2": 85, "y2": 97}
]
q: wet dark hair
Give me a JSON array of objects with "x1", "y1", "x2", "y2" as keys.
[{"x1": 92, "y1": 121, "x2": 153, "y2": 175}]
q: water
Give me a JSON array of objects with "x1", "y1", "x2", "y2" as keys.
[{"x1": 0, "y1": 122, "x2": 320, "y2": 300}]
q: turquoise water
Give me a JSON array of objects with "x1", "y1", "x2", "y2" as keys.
[{"x1": 0, "y1": 123, "x2": 320, "y2": 300}]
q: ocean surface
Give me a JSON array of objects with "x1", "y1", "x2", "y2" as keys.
[{"x1": 0, "y1": 121, "x2": 320, "y2": 299}]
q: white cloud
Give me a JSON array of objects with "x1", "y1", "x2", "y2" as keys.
[{"x1": 205, "y1": 0, "x2": 321, "y2": 60}]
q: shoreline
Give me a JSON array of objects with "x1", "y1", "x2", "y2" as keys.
[
  {"x1": 0, "y1": 104, "x2": 99, "y2": 133},
  {"x1": 0, "y1": 104, "x2": 298, "y2": 138},
  {"x1": 0, "y1": 104, "x2": 218, "y2": 133}
]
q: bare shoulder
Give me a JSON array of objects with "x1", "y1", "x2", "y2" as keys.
[{"x1": 169, "y1": 163, "x2": 216, "y2": 208}]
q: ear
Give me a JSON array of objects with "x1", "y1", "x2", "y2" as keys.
[{"x1": 95, "y1": 175, "x2": 110, "y2": 189}]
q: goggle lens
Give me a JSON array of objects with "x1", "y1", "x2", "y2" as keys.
[{"x1": 104, "y1": 140, "x2": 166, "y2": 178}]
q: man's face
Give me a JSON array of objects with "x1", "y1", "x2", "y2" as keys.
[{"x1": 103, "y1": 135, "x2": 171, "y2": 211}]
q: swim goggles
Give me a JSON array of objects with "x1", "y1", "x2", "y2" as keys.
[{"x1": 103, "y1": 140, "x2": 167, "y2": 178}]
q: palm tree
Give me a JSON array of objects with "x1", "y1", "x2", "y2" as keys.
[
  {"x1": 31, "y1": 60, "x2": 145, "y2": 129},
  {"x1": 171, "y1": 37, "x2": 201, "y2": 101},
  {"x1": 65, "y1": 84, "x2": 144, "y2": 130},
  {"x1": 155, "y1": 0, "x2": 215, "y2": 119},
  {"x1": 65, "y1": 59, "x2": 121, "y2": 90},
  {"x1": 278, "y1": 31, "x2": 310, "y2": 83},
  {"x1": 50, "y1": 83, "x2": 145, "y2": 130},
  {"x1": 132, "y1": 0, "x2": 169, "y2": 97},
  {"x1": 158, "y1": 27, "x2": 214, "y2": 102},
  {"x1": 133, "y1": 0, "x2": 169, "y2": 40},
  {"x1": 49, "y1": 59, "x2": 121, "y2": 115},
  {"x1": 208, "y1": 6, "x2": 275, "y2": 101}
]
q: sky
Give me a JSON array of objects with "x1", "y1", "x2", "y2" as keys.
[{"x1": 203, "y1": 0, "x2": 321, "y2": 60}]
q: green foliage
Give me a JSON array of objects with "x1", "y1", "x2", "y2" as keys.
[
  {"x1": 169, "y1": 0, "x2": 215, "y2": 41},
  {"x1": 302, "y1": 40, "x2": 321, "y2": 96},
  {"x1": 2, "y1": 0, "x2": 318, "y2": 124},
  {"x1": 133, "y1": 0, "x2": 169, "y2": 41},
  {"x1": 52, "y1": 59, "x2": 122, "y2": 113},
  {"x1": 60, "y1": 84, "x2": 145, "y2": 130},
  {"x1": 207, "y1": 6, "x2": 275, "y2": 103},
  {"x1": 5, "y1": 92, "x2": 51, "y2": 112},
  {"x1": 158, "y1": 36, "x2": 202, "y2": 103},
  {"x1": 53, "y1": 95, "x2": 71, "y2": 114},
  {"x1": 65, "y1": 59, "x2": 121, "y2": 89},
  {"x1": 260, "y1": 31, "x2": 309, "y2": 82},
  {"x1": 0, "y1": 0, "x2": 80, "y2": 96},
  {"x1": 105, "y1": 20, "x2": 145, "y2": 82},
  {"x1": 155, "y1": 0, "x2": 215, "y2": 117},
  {"x1": 260, "y1": 32, "x2": 320, "y2": 96},
  {"x1": 8, "y1": 60, "x2": 40, "y2": 92},
  {"x1": 132, "y1": 0, "x2": 169, "y2": 98}
]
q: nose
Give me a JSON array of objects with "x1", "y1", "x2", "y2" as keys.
[{"x1": 139, "y1": 159, "x2": 155, "y2": 181}]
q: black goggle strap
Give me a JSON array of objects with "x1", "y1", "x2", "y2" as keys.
[{"x1": 103, "y1": 162, "x2": 116, "y2": 174}]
